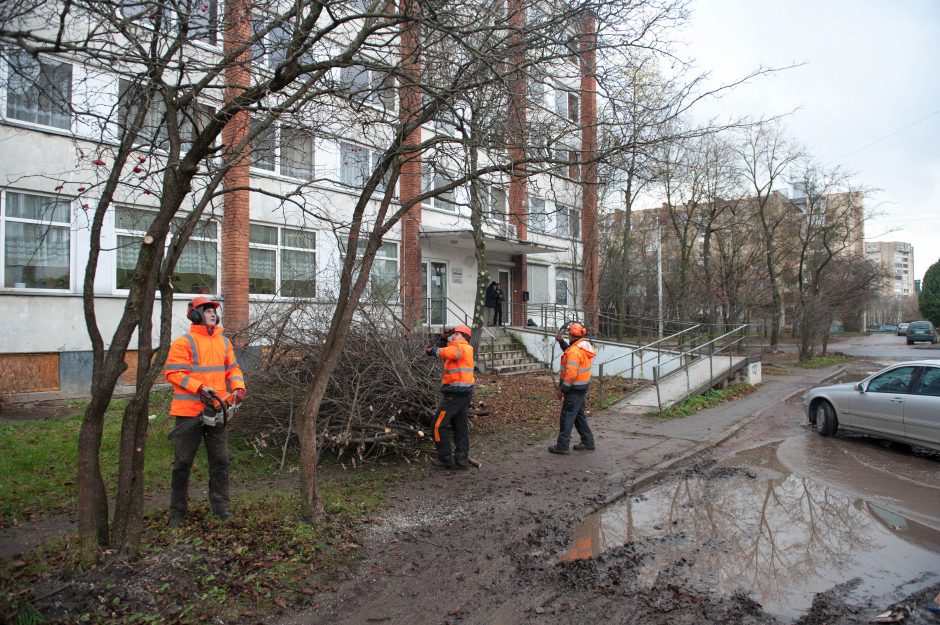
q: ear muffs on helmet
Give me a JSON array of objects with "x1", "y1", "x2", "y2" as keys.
[{"x1": 187, "y1": 297, "x2": 220, "y2": 325}]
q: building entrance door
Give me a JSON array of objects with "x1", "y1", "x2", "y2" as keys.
[{"x1": 422, "y1": 261, "x2": 448, "y2": 326}]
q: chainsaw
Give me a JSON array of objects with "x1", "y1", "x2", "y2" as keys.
[{"x1": 168, "y1": 389, "x2": 240, "y2": 440}]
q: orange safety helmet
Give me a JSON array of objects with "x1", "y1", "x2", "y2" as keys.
[
  {"x1": 452, "y1": 324, "x2": 472, "y2": 340},
  {"x1": 187, "y1": 296, "x2": 220, "y2": 324},
  {"x1": 568, "y1": 322, "x2": 586, "y2": 337}
]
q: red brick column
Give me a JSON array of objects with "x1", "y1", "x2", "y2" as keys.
[
  {"x1": 399, "y1": 0, "x2": 424, "y2": 328},
  {"x1": 579, "y1": 12, "x2": 599, "y2": 326},
  {"x1": 220, "y1": 0, "x2": 252, "y2": 345},
  {"x1": 507, "y1": 0, "x2": 528, "y2": 326}
]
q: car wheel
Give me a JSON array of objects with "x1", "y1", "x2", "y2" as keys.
[
  {"x1": 907, "y1": 339, "x2": 914, "y2": 345},
  {"x1": 814, "y1": 400, "x2": 838, "y2": 437}
]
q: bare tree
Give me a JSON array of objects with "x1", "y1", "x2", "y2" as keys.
[{"x1": 736, "y1": 123, "x2": 803, "y2": 348}]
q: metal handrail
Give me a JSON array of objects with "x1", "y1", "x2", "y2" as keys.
[
  {"x1": 594, "y1": 324, "x2": 703, "y2": 406},
  {"x1": 649, "y1": 324, "x2": 752, "y2": 415}
]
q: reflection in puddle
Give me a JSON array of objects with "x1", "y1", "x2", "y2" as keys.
[{"x1": 560, "y1": 444, "x2": 940, "y2": 618}]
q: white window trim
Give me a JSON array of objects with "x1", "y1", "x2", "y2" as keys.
[
  {"x1": 0, "y1": 189, "x2": 74, "y2": 293},
  {"x1": 249, "y1": 120, "x2": 315, "y2": 181},
  {"x1": 248, "y1": 224, "x2": 317, "y2": 299},
  {"x1": 1, "y1": 51, "x2": 74, "y2": 134},
  {"x1": 112, "y1": 205, "x2": 220, "y2": 296}
]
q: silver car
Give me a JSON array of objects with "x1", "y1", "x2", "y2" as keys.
[{"x1": 804, "y1": 360, "x2": 940, "y2": 452}]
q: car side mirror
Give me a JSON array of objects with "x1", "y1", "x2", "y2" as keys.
[{"x1": 854, "y1": 382, "x2": 866, "y2": 393}]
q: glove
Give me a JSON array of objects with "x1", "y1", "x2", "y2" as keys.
[
  {"x1": 232, "y1": 388, "x2": 246, "y2": 403},
  {"x1": 425, "y1": 346, "x2": 435, "y2": 356},
  {"x1": 198, "y1": 385, "x2": 215, "y2": 404},
  {"x1": 555, "y1": 389, "x2": 564, "y2": 400}
]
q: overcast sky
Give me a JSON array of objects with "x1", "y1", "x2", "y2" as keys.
[{"x1": 678, "y1": 0, "x2": 940, "y2": 282}]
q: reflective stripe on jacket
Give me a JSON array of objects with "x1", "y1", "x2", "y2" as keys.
[
  {"x1": 434, "y1": 337, "x2": 474, "y2": 394},
  {"x1": 559, "y1": 338, "x2": 596, "y2": 392},
  {"x1": 164, "y1": 324, "x2": 246, "y2": 417}
]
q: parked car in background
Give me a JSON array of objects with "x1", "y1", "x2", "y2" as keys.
[
  {"x1": 804, "y1": 360, "x2": 940, "y2": 451},
  {"x1": 897, "y1": 322, "x2": 910, "y2": 336},
  {"x1": 879, "y1": 324, "x2": 898, "y2": 332},
  {"x1": 906, "y1": 321, "x2": 937, "y2": 345}
]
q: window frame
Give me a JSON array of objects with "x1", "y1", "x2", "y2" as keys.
[
  {"x1": 528, "y1": 196, "x2": 547, "y2": 232},
  {"x1": 247, "y1": 223, "x2": 317, "y2": 299},
  {"x1": 339, "y1": 239, "x2": 400, "y2": 302},
  {"x1": 1, "y1": 190, "x2": 73, "y2": 292},
  {"x1": 555, "y1": 276, "x2": 569, "y2": 306},
  {"x1": 250, "y1": 118, "x2": 315, "y2": 180},
  {"x1": 422, "y1": 163, "x2": 457, "y2": 212},
  {"x1": 113, "y1": 205, "x2": 219, "y2": 295},
  {"x1": 3, "y1": 49, "x2": 73, "y2": 132}
]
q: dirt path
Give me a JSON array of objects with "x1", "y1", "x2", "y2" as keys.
[{"x1": 268, "y1": 362, "x2": 940, "y2": 625}]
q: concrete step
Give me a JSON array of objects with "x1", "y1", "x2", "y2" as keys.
[
  {"x1": 487, "y1": 356, "x2": 539, "y2": 367},
  {"x1": 490, "y1": 362, "x2": 549, "y2": 375},
  {"x1": 481, "y1": 348, "x2": 532, "y2": 359}
]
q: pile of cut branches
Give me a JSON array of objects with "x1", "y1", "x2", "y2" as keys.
[{"x1": 231, "y1": 300, "x2": 445, "y2": 464}]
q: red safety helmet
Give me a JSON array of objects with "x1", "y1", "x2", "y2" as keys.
[
  {"x1": 452, "y1": 324, "x2": 472, "y2": 340},
  {"x1": 568, "y1": 322, "x2": 586, "y2": 337}
]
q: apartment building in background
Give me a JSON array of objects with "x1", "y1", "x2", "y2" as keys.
[
  {"x1": 0, "y1": 1, "x2": 598, "y2": 396},
  {"x1": 864, "y1": 241, "x2": 915, "y2": 297}
]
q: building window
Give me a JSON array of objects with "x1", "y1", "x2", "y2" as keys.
[
  {"x1": 340, "y1": 142, "x2": 393, "y2": 194},
  {"x1": 250, "y1": 120, "x2": 314, "y2": 179},
  {"x1": 2, "y1": 191, "x2": 71, "y2": 289},
  {"x1": 422, "y1": 164, "x2": 456, "y2": 211},
  {"x1": 340, "y1": 64, "x2": 397, "y2": 112},
  {"x1": 114, "y1": 206, "x2": 218, "y2": 294},
  {"x1": 5, "y1": 50, "x2": 72, "y2": 130},
  {"x1": 555, "y1": 278, "x2": 569, "y2": 305},
  {"x1": 556, "y1": 204, "x2": 580, "y2": 238},
  {"x1": 340, "y1": 240, "x2": 399, "y2": 301},
  {"x1": 119, "y1": 80, "x2": 213, "y2": 150},
  {"x1": 484, "y1": 184, "x2": 507, "y2": 222},
  {"x1": 249, "y1": 225, "x2": 316, "y2": 297},
  {"x1": 187, "y1": 0, "x2": 219, "y2": 44},
  {"x1": 252, "y1": 14, "x2": 291, "y2": 70},
  {"x1": 528, "y1": 196, "x2": 547, "y2": 232}
]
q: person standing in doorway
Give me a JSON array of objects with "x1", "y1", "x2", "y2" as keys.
[
  {"x1": 548, "y1": 322, "x2": 596, "y2": 454},
  {"x1": 493, "y1": 282, "x2": 504, "y2": 326},
  {"x1": 484, "y1": 281, "x2": 498, "y2": 327}
]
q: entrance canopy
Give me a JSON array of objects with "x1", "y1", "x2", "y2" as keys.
[{"x1": 420, "y1": 226, "x2": 566, "y2": 255}]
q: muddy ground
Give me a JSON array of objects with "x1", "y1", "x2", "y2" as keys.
[
  {"x1": 266, "y1": 357, "x2": 939, "y2": 625},
  {"x1": 5, "y1": 353, "x2": 939, "y2": 625}
]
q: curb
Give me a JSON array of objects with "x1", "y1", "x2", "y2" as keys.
[{"x1": 590, "y1": 365, "x2": 848, "y2": 513}]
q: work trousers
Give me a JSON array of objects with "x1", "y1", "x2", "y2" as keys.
[
  {"x1": 555, "y1": 389, "x2": 594, "y2": 451},
  {"x1": 170, "y1": 417, "x2": 230, "y2": 515},
  {"x1": 433, "y1": 392, "x2": 472, "y2": 460}
]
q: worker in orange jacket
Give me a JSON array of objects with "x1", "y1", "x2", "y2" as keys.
[
  {"x1": 548, "y1": 322, "x2": 596, "y2": 455},
  {"x1": 164, "y1": 296, "x2": 246, "y2": 526},
  {"x1": 425, "y1": 324, "x2": 474, "y2": 470}
]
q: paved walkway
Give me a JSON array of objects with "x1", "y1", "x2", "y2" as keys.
[{"x1": 616, "y1": 354, "x2": 748, "y2": 413}]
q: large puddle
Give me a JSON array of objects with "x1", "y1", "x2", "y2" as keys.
[{"x1": 559, "y1": 444, "x2": 940, "y2": 618}]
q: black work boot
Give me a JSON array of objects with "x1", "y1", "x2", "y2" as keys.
[
  {"x1": 431, "y1": 455, "x2": 457, "y2": 470},
  {"x1": 212, "y1": 507, "x2": 235, "y2": 521},
  {"x1": 168, "y1": 511, "x2": 186, "y2": 528},
  {"x1": 453, "y1": 452, "x2": 470, "y2": 471},
  {"x1": 547, "y1": 445, "x2": 570, "y2": 455},
  {"x1": 573, "y1": 442, "x2": 596, "y2": 451}
]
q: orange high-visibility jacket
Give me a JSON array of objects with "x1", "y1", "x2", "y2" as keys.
[
  {"x1": 433, "y1": 337, "x2": 474, "y2": 393},
  {"x1": 559, "y1": 338, "x2": 596, "y2": 392},
  {"x1": 164, "y1": 324, "x2": 246, "y2": 417}
]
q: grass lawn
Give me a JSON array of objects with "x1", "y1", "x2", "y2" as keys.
[{"x1": 648, "y1": 383, "x2": 757, "y2": 420}]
